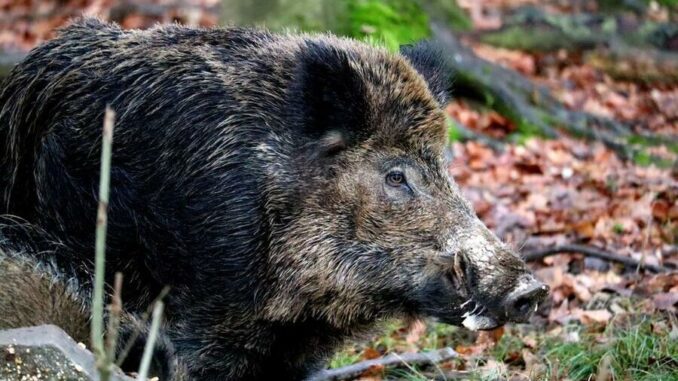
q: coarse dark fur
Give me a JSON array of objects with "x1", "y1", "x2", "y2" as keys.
[
  {"x1": 0, "y1": 19, "x2": 546, "y2": 380},
  {"x1": 0, "y1": 218, "x2": 90, "y2": 341}
]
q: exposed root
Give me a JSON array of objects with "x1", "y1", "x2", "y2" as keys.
[{"x1": 522, "y1": 243, "x2": 674, "y2": 273}]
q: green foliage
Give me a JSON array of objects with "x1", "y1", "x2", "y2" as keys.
[
  {"x1": 447, "y1": 118, "x2": 462, "y2": 143},
  {"x1": 341, "y1": 0, "x2": 431, "y2": 51},
  {"x1": 613, "y1": 222, "x2": 625, "y2": 234},
  {"x1": 329, "y1": 349, "x2": 362, "y2": 369},
  {"x1": 423, "y1": 322, "x2": 460, "y2": 350},
  {"x1": 224, "y1": 0, "x2": 435, "y2": 52},
  {"x1": 545, "y1": 319, "x2": 678, "y2": 381},
  {"x1": 546, "y1": 335, "x2": 606, "y2": 380},
  {"x1": 491, "y1": 331, "x2": 525, "y2": 363},
  {"x1": 221, "y1": 0, "x2": 473, "y2": 50},
  {"x1": 609, "y1": 320, "x2": 678, "y2": 381}
]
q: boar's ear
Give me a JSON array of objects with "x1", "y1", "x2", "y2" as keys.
[
  {"x1": 290, "y1": 42, "x2": 371, "y2": 157},
  {"x1": 400, "y1": 40, "x2": 453, "y2": 105}
]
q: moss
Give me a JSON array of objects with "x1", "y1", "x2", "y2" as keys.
[
  {"x1": 219, "y1": 0, "x2": 435, "y2": 51},
  {"x1": 342, "y1": 0, "x2": 431, "y2": 51},
  {"x1": 627, "y1": 134, "x2": 678, "y2": 153},
  {"x1": 447, "y1": 118, "x2": 462, "y2": 143},
  {"x1": 480, "y1": 26, "x2": 575, "y2": 53},
  {"x1": 613, "y1": 222, "x2": 625, "y2": 235},
  {"x1": 634, "y1": 150, "x2": 653, "y2": 166},
  {"x1": 420, "y1": 0, "x2": 472, "y2": 31},
  {"x1": 631, "y1": 149, "x2": 674, "y2": 168}
]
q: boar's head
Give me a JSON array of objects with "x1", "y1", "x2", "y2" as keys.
[{"x1": 264, "y1": 40, "x2": 548, "y2": 331}]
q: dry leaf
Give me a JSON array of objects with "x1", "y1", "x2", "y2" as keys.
[{"x1": 578, "y1": 309, "x2": 613, "y2": 324}]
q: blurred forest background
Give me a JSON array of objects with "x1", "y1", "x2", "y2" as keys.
[{"x1": 1, "y1": 1, "x2": 677, "y2": 380}]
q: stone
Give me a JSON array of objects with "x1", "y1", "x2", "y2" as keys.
[{"x1": 0, "y1": 325, "x2": 133, "y2": 381}]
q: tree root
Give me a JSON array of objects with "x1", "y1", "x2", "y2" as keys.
[
  {"x1": 449, "y1": 118, "x2": 506, "y2": 152},
  {"x1": 430, "y1": 21, "x2": 676, "y2": 163},
  {"x1": 522, "y1": 243, "x2": 674, "y2": 273}
]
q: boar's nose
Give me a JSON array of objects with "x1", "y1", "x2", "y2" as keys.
[{"x1": 503, "y1": 277, "x2": 549, "y2": 323}]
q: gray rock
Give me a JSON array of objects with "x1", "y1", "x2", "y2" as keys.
[{"x1": 0, "y1": 325, "x2": 133, "y2": 381}]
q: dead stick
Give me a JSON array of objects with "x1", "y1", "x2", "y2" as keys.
[
  {"x1": 522, "y1": 244, "x2": 671, "y2": 273},
  {"x1": 106, "y1": 272, "x2": 123, "y2": 364},
  {"x1": 115, "y1": 285, "x2": 170, "y2": 367},
  {"x1": 308, "y1": 347, "x2": 458, "y2": 381}
]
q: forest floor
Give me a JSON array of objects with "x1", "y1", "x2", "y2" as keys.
[
  {"x1": 331, "y1": 2, "x2": 678, "y2": 380},
  {"x1": 0, "y1": 1, "x2": 676, "y2": 380},
  {"x1": 330, "y1": 41, "x2": 678, "y2": 380}
]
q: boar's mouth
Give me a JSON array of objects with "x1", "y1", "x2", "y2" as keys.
[
  {"x1": 454, "y1": 277, "x2": 548, "y2": 331},
  {"x1": 449, "y1": 276, "x2": 548, "y2": 331},
  {"x1": 425, "y1": 299, "x2": 503, "y2": 331},
  {"x1": 432, "y1": 295, "x2": 536, "y2": 331},
  {"x1": 427, "y1": 291, "x2": 505, "y2": 331},
  {"x1": 458, "y1": 298, "x2": 502, "y2": 331},
  {"x1": 418, "y1": 270, "x2": 507, "y2": 331},
  {"x1": 423, "y1": 255, "x2": 548, "y2": 331}
]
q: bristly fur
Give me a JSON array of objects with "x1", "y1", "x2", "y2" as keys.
[
  {"x1": 0, "y1": 217, "x2": 90, "y2": 342},
  {"x1": 399, "y1": 40, "x2": 455, "y2": 105},
  {"x1": 0, "y1": 19, "x2": 539, "y2": 380}
]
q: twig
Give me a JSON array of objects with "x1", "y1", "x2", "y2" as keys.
[
  {"x1": 308, "y1": 347, "x2": 458, "y2": 381},
  {"x1": 106, "y1": 272, "x2": 123, "y2": 364},
  {"x1": 637, "y1": 196, "x2": 656, "y2": 274},
  {"x1": 137, "y1": 301, "x2": 165, "y2": 381},
  {"x1": 92, "y1": 107, "x2": 115, "y2": 380},
  {"x1": 115, "y1": 286, "x2": 170, "y2": 367},
  {"x1": 522, "y1": 243, "x2": 672, "y2": 273}
]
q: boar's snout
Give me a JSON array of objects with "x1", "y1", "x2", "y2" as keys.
[
  {"x1": 501, "y1": 276, "x2": 549, "y2": 323},
  {"x1": 437, "y1": 220, "x2": 550, "y2": 330}
]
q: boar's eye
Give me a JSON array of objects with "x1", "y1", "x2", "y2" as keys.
[{"x1": 385, "y1": 170, "x2": 406, "y2": 187}]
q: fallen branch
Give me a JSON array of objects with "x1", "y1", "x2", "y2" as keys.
[
  {"x1": 308, "y1": 347, "x2": 458, "y2": 381},
  {"x1": 522, "y1": 243, "x2": 673, "y2": 273}
]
